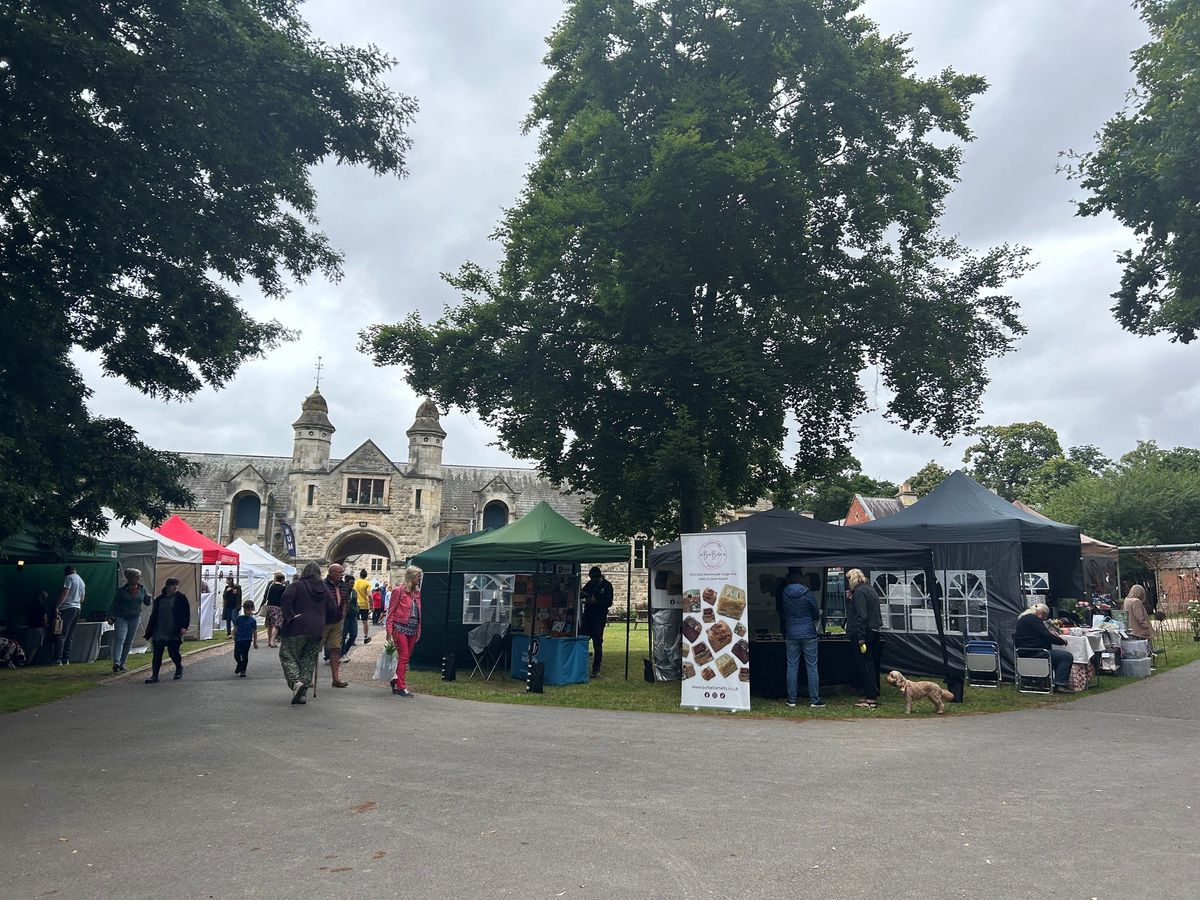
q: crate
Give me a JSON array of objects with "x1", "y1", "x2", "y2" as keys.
[{"x1": 1120, "y1": 655, "x2": 1152, "y2": 678}]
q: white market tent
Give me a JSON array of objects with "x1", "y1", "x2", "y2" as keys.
[
  {"x1": 226, "y1": 538, "x2": 297, "y2": 610},
  {"x1": 99, "y1": 513, "x2": 204, "y2": 642}
]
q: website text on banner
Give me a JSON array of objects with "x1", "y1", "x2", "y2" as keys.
[{"x1": 680, "y1": 532, "x2": 750, "y2": 711}]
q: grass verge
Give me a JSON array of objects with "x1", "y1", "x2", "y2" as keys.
[
  {"x1": 0, "y1": 635, "x2": 236, "y2": 715},
  {"x1": 404, "y1": 624, "x2": 1200, "y2": 719}
]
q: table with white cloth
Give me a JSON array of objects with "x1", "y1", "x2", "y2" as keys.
[
  {"x1": 1058, "y1": 630, "x2": 1105, "y2": 691},
  {"x1": 1060, "y1": 631, "x2": 1105, "y2": 664}
]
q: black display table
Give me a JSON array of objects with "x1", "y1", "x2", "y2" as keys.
[{"x1": 748, "y1": 636, "x2": 862, "y2": 699}]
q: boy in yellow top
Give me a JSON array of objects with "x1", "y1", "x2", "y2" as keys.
[{"x1": 353, "y1": 569, "x2": 373, "y2": 643}]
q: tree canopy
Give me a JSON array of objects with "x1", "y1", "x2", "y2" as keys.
[
  {"x1": 0, "y1": 0, "x2": 416, "y2": 549},
  {"x1": 1042, "y1": 441, "x2": 1200, "y2": 545},
  {"x1": 962, "y1": 421, "x2": 1063, "y2": 501},
  {"x1": 364, "y1": 0, "x2": 1029, "y2": 539},
  {"x1": 782, "y1": 454, "x2": 896, "y2": 524},
  {"x1": 1066, "y1": 0, "x2": 1200, "y2": 342},
  {"x1": 906, "y1": 460, "x2": 950, "y2": 497}
]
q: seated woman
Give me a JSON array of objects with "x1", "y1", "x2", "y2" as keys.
[{"x1": 1015, "y1": 603, "x2": 1074, "y2": 692}]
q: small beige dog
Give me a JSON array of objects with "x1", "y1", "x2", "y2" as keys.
[{"x1": 887, "y1": 670, "x2": 954, "y2": 715}]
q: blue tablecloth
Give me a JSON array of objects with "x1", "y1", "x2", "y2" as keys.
[{"x1": 510, "y1": 635, "x2": 590, "y2": 685}]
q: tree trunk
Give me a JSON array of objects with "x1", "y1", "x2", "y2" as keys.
[{"x1": 678, "y1": 486, "x2": 704, "y2": 536}]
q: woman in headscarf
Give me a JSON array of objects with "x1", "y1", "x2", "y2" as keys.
[
  {"x1": 1122, "y1": 584, "x2": 1154, "y2": 645},
  {"x1": 385, "y1": 566, "x2": 423, "y2": 698}
]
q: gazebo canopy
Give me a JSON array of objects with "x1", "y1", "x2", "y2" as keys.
[
  {"x1": 155, "y1": 515, "x2": 239, "y2": 565},
  {"x1": 649, "y1": 507, "x2": 933, "y2": 570},
  {"x1": 449, "y1": 501, "x2": 630, "y2": 567}
]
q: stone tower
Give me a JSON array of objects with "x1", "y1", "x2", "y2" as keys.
[
  {"x1": 291, "y1": 389, "x2": 335, "y2": 473},
  {"x1": 406, "y1": 399, "x2": 446, "y2": 478}
]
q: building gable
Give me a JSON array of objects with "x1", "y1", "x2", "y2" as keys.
[{"x1": 330, "y1": 440, "x2": 400, "y2": 477}]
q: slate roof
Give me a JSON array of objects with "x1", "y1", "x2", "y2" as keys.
[
  {"x1": 181, "y1": 453, "x2": 292, "y2": 508},
  {"x1": 853, "y1": 495, "x2": 904, "y2": 521},
  {"x1": 441, "y1": 465, "x2": 586, "y2": 523}
]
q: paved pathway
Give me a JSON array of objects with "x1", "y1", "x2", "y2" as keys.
[{"x1": 1, "y1": 645, "x2": 1197, "y2": 899}]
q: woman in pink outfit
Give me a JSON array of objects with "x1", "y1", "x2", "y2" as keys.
[{"x1": 386, "y1": 565, "x2": 422, "y2": 698}]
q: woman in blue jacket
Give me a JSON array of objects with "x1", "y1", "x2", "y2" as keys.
[{"x1": 780, "y1": 575, "x2": 824, "y2": 709}]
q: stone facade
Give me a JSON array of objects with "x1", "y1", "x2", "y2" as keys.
[{"x1": 169, "y1": 389, "x2": 645, "y2": 607}]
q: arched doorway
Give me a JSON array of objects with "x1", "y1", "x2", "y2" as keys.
[
  {"x1": 482, "y1": 500, "x2": 509, "y2": 531},
  {"x1": 325, "y1": 528, "x2": 398, "y2": 567},
  {"x1": 232, "y1": 491, "x2": 261, "y2": 530}
]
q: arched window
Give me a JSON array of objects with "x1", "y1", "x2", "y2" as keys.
[
  {"x1": 234, "y1": 493, "x2": 261, "y2": 530},
  {"x1": 482, "y1": 500, "x2": 509, "y2": 531}
]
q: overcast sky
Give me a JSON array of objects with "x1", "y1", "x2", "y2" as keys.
[{"x1": 81, "y1": 0, "x2": 1198, "y2": 486}]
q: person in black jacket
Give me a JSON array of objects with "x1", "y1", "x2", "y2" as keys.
[
  {"x1": 580, "y1": 567, "x2": 614, "y2": 678},
  {"x1": 845, "y1": 568, "x2": 884, "y2": 708},
  {"x1": 143, "y1": 578, "x2": 191, "y2": 683},
  {"x1": 279, "y1": 563, "x2": 335, "y2": 705},
  {"x1": 1015, "y1": 603, "x2": 1074, "y2": 691}
]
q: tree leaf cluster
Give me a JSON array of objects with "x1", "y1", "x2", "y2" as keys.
[
  {"x1": 364, "y1": 0, "x2": 1029, "y2": 540},
  {"x1": 1066, "y1": 0, "x2": 1200, "y2": 342},
  {"x1": 0, "y1": 0, "x2": 416, "y2": 549}
]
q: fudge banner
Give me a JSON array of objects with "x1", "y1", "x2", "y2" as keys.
[{"x1": 680, "y1": 532, "x2": 750, "y2": 711}]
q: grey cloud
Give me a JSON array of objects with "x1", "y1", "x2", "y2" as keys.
[{"x1": 82, "y1": 1, "x2": 1188, "y2": 500}]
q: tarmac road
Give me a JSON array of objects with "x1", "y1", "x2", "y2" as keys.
[{"x1": 1, "y1": 645, "x2": 1197, "y2": 899}]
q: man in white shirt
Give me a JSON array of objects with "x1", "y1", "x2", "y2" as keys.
[{"x1": 55, "y1": 566, "x2": 85, "y2": 664}]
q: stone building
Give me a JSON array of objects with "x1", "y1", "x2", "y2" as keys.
[{"x1": 172, "y1": 389, "x2": 595, "y2": 582}]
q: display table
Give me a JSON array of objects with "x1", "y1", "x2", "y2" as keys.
[
  {"x1": 510, "y1": 635, "x2": 590, "y2": 685},
  {"x1": 68, "y1": 621, "x2": 111, "y2": 663},
  {"x1": 748, "y1": 637, "x2": 861, "y2": 699},
  {"x1": 1060, "y1": 631, "x2": 1105, "y2": 664}
]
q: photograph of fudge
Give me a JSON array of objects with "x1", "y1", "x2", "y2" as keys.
[
  {"x1": 707, "y1": 620, "x2": 733, "y2": 652},
  {"x1": 739, "y1": 667, "x2": 750, "y2": 683},
  {"x1": 682, "y1": 590, "x2": 701, "y2": 613},
  {"x1": 715, "y1": 653, "x2": 738, "y2": 678},
  {"x1": 716, "y1": 584, "x2": 747, "y2": 619},
  {"x1": 734, "y1": 622, "x2": 746, "y2": 637},
  {"x1": 692, "y1": 642, "x2": 713, "y2": 665},
  {"x1": 701, "y1": 666, "x2": 716, "y2": 681},
  {"x1": 702, "y1": 607, "x2": 715, "y2": 624},
  {"x1": 682, "y1": 616, "x2": 702, "y2": 643},
  {"x1": 731, "y1": 638, "x2": 750, "y2": 664},
  {"x1": 681, "y1": 641, "x2": 690, "y2": 659},
  {"x1": 701, "y1": 587, "x2": 717, "y2": 605},
  {"x1": 682, "y1": 662, "x2": 696, "y2": 680}
]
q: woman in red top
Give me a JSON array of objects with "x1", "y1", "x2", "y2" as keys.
[{"x1": 386, "y1": 565, "x2": 422, "y2": 698}]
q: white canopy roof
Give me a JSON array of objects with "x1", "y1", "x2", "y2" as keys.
[
  {"x1": 226, "y1": 538, "x2": 297, "y2": 576},
  {"x1": 100, "y1": 512, "x2": 203, "y2": 564}
]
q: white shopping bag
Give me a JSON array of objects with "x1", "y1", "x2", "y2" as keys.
[{"x1": 373, "y1": 647, "x2": 397, "y2": 681}]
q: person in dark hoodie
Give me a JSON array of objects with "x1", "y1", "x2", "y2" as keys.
[
  {"x1": 846, "y1": 568, "x2": 883, "y2": 709},
  {"x1": 278, "y1": 562, "x2": 335, "y2": 706},
  {"x1": 143, "y1": 578, "x2": 190, "y2": 683},
  {"x1": 779, "y1": 571, "x2": 825, "y2": 709}
]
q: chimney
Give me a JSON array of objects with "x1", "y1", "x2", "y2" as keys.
[{"x1": 896, "y1": 483, "x2": 918, "y2": 507}]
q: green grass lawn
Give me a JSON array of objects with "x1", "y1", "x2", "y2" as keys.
[
  {"x1": 406, "y1": 623, "x2": 1200, "y2": 719},
  {"x1": 0, "y1": 635, "x2": 236, "y2": 715}
]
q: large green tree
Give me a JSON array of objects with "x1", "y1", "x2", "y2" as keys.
[
  {"x1": 962, "y1": 421, "x2": 1063, "y2": 500},
  {"x1": 0, "y1": 1, "x2": 415, "y2": 550},
  {"x1": 785, "y1": 454, "x2": 896, "y2": 524},
  {"x1": 365, "y1": 0, "x2": 1029, "y2": 539},
  {"x1": 1042, "y1": 441, "x2": 1200, "y2": 545},
  {"x1": 1066, "y1": 0, "x2": 1200, "y2": 342}
]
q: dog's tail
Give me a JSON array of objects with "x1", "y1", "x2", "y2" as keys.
[{"x1": 940, "y1": 689, "x2": 954, "y2": 701}]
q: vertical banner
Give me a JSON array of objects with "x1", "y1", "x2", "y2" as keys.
[
  {"x1": 680, "y1": 532, "x2": 749, "y2": 711},
  {"x1": 280, "y1": 521, "x2": 297, "y2": 558}
]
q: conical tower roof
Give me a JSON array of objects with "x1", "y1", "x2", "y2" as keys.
[
  {"x1": 406, "y1": 399, "x2": 446, "y2": 437},
  {"x1": 292, "y1": 389, "x2": 335, "y2": 432}
]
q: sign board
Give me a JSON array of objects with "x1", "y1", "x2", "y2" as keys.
[{"x1": 680, "y1": 532, "x2": 750, "y2": 711}]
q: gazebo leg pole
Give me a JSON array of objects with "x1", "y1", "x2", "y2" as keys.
[{"x1": 624, "y1": 560, "x2": 631, "y2": 681}]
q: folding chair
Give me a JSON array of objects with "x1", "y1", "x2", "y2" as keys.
[
  {"x1": 965, "y1": 639, "x2": 1001, "y2": 688},
  {"x1": 1015, "y1": 646, "x2": 1053, "y2": 694},
  {"x1": 467, "y1": 622, "x2": 509, "y2": 682}
]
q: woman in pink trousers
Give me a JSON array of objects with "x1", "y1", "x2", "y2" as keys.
[{"x1": 386, "y1": 565, "x2": 422, "y2": 698}]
